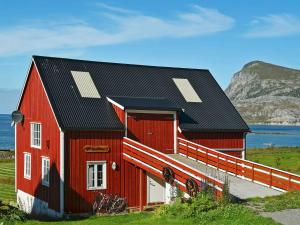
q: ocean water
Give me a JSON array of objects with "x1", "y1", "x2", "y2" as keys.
[
  {"x1": 247, "y1": 125, "x2": 300, "y2": 148},
  {"x1": 0, "y1": 114, "x2": 300, "y2": 150},
  {"x1": 0, "y1": 114, "x2": 14, "y2": 150}
]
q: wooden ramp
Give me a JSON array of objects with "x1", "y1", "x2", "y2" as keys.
[
  {"x1": 123, "y1": 137, "x2": 300, "y2": 200},
  {"x1": 123, "y1": 137, "x2": 224, "y2": 196},
  {"x1": 169, "y1": 154, "x2": 281, "y2": 199}
]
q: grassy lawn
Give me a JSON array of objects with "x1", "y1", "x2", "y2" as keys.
[
  {"x1": 247, "y1": 191, "x2": 300, "y2": 212},
  {"x1": 247, "y1": 146, "x2": 300, "y2": 174},
  {"x1": 17, "y1": 204, "x2": 279, "y2": 225},
  {"x1": 3, "y1": 149, "x2": 300, "y2": 225},
  {"x1": 0, "y1": 158, "x2": 15, "y2": 203}
]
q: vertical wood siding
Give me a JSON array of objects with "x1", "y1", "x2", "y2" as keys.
[
  {"x1": 179, "y1": 132, "x2": 245, "y2": 158},
  {"x1": 64, "y1": 130, "x2": 147, "y2": 214},
  {"x1": 127, "y1": 113, "x2": 174, "y2": 154},
  {"x1": 17, "y1": 64, "x2": 61, "y2": 212}
]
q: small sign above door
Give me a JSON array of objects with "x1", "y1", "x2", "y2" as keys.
[{"x1": 84, "y1": 145, "x2": 110, "y2": 153}]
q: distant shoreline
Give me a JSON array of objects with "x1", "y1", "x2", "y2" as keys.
[{"x1": 249, "y1": 123, "x2": 300, "y2": 126}]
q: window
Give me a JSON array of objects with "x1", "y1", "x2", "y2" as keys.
[
  {"x1": 172, "y1": 78, "x2": 202, "y2": 102},
  {"x1": 87, "y1": 161, "x2": 107, "y2": 190},
  {"x1": 30, "y1": 123, "x2": 41, "y2": 148},
  {"x1": 42, "y1": 157, "x2": 50, "y2": 187},
  {"x1": 71, "y1": 71, "x2": 101, "y2": 98},
  {"x1": 24, "y1": 153, "x2": 31, "y2": 179}
]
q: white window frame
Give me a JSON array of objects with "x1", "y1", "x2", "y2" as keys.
[
  {"x1": 86, "y1": 161, "x2": 107, "y2": 190},
  {"x1": 41, "y1": 156, "x2": 50, "y2": 187},
  {"x1": 24, "y1": 152, "x2": 31, "y2": 180},
  {"x1": 30, "y1": 122, "x2": 42, "y2": 149}
]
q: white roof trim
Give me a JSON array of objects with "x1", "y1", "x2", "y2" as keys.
[
  {"x1": 71, "y1": 71, "x2": 101, "y2": 98},
  {"x1": 172, "y1": 78, "x2": 202, "y2": 103},
  {"x1": 106, "y1": 97, "x2": 125, "y2": 110}
]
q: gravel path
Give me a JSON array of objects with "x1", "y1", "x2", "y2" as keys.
[{"x1": 261, "y1": 209, "x2": 300, "y2": 225}]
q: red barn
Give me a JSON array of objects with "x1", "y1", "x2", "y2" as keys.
[{"x1": 15, "y1": 56, "x2": 249, "y2": 217}]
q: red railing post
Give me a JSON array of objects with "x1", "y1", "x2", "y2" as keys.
[
  {"x1": 269, "y1": 169, "x2": 272, "y2": 188},
  {"x1": 235, "y1": 158, "x2": 237, "y2": 176},
  {"x1": 217, "y1": 153, "x2": 219, "y2": 171},
  {"x1": 251, "y1": 164, "x2": 254, "y2": 181},
  {"x1": 186, "y1": 142, "x2": 189, "y2": 158}
]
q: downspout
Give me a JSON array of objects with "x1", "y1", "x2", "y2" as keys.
[{"x1": 242, "y1": 132, "x2": 247, "y2": 160}]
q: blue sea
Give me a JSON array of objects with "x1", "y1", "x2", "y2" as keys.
[
  {"x1": 0, "y1": 114, "x2": 300, "y2": 150},
  {"x1": 0, "y1": 114, "x2": 14, "y2": 150}
]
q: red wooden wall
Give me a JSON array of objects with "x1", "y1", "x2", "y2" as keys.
[
  {"x1": 111, "y1": 104, "x2": 125, "y2": 124},
  {"x1": 16, "y1": 64, "x2": 61, "y2": 212},
  {"x1": 127, "y1": 113, "x2": 174, "y2": 154},
  {"x1": 178, "y1": 132, "x2": 245, "y2": 158},
  {"x1": 64, "y1": 130, "x2": 147, "y2": 214}
]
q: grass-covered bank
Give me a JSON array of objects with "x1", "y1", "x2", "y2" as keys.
[
  {"x1": 0, "y1": 158, "x2": 15, "y2": 203},
  {"x1": 18, "y1": 192, "x2": 279, "y2": 225},
  {"x1": 2, "y1": 148, "x2": 300, "y2": 224},
  {"x1": 247, "y1": 191, "x2": 300, "y2": 212},
  {"x1": 247, "y1": 146, "x2": 300, "y2": 174}
]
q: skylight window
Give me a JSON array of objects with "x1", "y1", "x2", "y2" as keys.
[
  {"x1": 172, "y1": 78, "x2": 202, "y2": 102},
  {"x1": 71, "y1": 71, "x2": 101, "y2": 98}
]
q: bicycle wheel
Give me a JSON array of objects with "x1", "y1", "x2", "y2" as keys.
[{"x1": 111, "y1": 198, "x2": 127, "y2": 213}]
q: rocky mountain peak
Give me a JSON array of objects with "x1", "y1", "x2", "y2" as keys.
[{"x1": 225, "y1": 61, "x2": 300, "y2": 125}]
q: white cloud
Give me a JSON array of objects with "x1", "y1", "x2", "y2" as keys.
[
  {"x1": 245, "y1": 14, "x2": 300, "y2": 38},
  {"x1": 0, "y1": 4, "x2": 234, "y2": 56}
]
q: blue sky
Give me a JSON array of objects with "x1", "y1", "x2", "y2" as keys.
[{"x1": 0, "y1": 0, "x2": 300, "y2": 113}]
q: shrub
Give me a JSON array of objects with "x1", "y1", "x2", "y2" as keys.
[
  {"x1": 0, "y1": 200, "x2": 27, "y2": 225},
  {"x1": 156, "y1": 191, "x2": 219, "y2": 219}
]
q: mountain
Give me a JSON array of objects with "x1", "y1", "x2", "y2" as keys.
[
  {"x1": 225, "y1": 61, "x2": 300, "y2": 125},
  {"x1": 0, "y1": 89, "x2": 20, "y2": 114}
]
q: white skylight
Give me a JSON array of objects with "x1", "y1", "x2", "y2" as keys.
[
  {"x1": 71, "y1": 71, "x2": 101, "y2": 98},
  {"x1": 172, "y1": 78, "x2": 202, "y2": 102}
]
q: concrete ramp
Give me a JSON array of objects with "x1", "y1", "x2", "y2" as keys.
[{"x1": 169, "y1": 154, "x2": 282, "y2": 199}]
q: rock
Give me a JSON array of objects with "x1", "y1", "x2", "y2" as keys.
[{"x1": 225, "y1": 61, "x2": 300, "y2": 125}]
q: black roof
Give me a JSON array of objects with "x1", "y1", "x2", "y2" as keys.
[
  {"x1": 108, "y1": 96, "x2": 181, "y2": 111},
  {"x1": 31, "y1": 55, "x2": 250, "y2": 132}
]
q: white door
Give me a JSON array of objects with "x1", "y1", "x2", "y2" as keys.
[{"x1": 147, "y1": 173, "x2": 165, "y2": 203}]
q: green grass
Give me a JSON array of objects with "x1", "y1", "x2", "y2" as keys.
[
  {"x1": 0, "y1": 159, "x2": 15, "y2": 203},
  {"x1": 2, "y1": 149, "x2": 299, "y2": 224},
  {"x1": 16, "y1": 205, "x2": 279, "y2": 225},
  {"x1": 247, "y1": 191, "x2": 300, "y2": 212},
  {"x1": 247, "y1": 147, "x2": 300, "y2": 174}
]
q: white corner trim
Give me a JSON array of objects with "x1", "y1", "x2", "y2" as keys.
[
  {"x1": 15, "y1": 125, "x2": 17, "y2": 192},
  {"x1": 125, "y1": 111, "x2": 128, "y2": 137},
  {"x1": 59, "y1": 130, "x2": 64, "y2": 215},
  {"x1": 242, "y1": 132, "x2": 247, "y2": 160},
  {"x1": 106, "y1": 97, "x2": 125, "y2": 110},
  {"x1": 173, "y1": 113, "x2": 177, "y2": 154}
]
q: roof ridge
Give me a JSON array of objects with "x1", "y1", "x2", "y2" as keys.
[{"x1": 32, "y1": 55, "x2": 209, "y2": 72}]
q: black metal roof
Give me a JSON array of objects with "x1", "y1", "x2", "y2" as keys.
[
  {"x1": 32, "y1": 55, "x2": 250, "y2": 132},
  {"x1": 108, "y1": 96, "x2": 181, "y2": 111}
]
